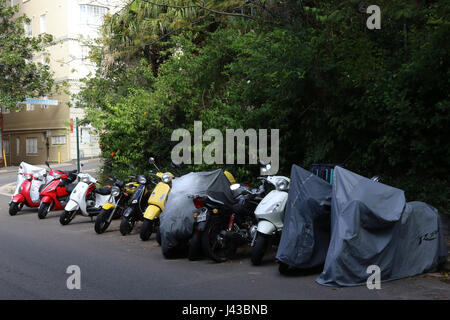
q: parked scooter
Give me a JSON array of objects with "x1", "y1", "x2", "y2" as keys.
[
  {"x1": 94, "y1": 178, "x2": 138, "y2": 234},
  {"x1": 251, "y1": 161, "x2": 290, "y2": 265},
  {"x1": 60, "y1": 172, "x2": 117, "y2": 225},
  {"x1": 38, "y1": 161, "x2": 78, "y2": 219},
  {"x1": 191, "y1": 183, "x2": 263, "y2": 262},
  {"x1": 9, "y1": 162, "x2": 48, "y2": 216},
  {"x1": 119, "y1": 167, "x2": 152, "y2": 235},
  {"x1": 139, "y1": 157, "x2": 175, "y2": 241}
]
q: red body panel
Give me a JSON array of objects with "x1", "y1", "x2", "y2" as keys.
[
  {"x1": 12, "y1": 193, "x2": 25, "y2": 203},
  {"x1": 39, "y1": 179, "x2": 70, "y2": 211}
]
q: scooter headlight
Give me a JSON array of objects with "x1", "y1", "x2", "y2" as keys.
[
  {"x1": 162, "y1": 173, "x2": 172, "y2": 184},
  {"x1": 137, "y1": 175, "x2": 147, "y2": 184},
  {"x1": 81, "y1": 176, "x2": 90, "y2": 184},
  {"x1": 111, "y1": 186, "x2": 120, "y2": 197},
  {"x1": 276, "y1": 178, "x2": 289, "y2": 191}
]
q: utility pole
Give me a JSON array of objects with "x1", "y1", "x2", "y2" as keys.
[{"x1": 76, "y1": 117, "x2": 80, "y2": 172}]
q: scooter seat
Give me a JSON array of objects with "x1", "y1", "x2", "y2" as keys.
[{"x1": 94, "y1": 187, "x2": 111, "y2": 196}]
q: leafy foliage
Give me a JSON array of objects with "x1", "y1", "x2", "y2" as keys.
[
  {"x1": 74, "y1": 0, "x2": 450, "y2": 212},
  {"x1": 0, "y1": 0, "x2": 55, "y2": 109}
]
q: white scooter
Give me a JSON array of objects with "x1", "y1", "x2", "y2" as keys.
[
  {"x1": 251, "y1": 162, "x2": 290, "y2": 265},
  {"x1": 59, "y1": 172, "x2": 119, "y2": 226}
]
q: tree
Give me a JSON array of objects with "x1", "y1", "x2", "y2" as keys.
[
  {"x1": 0, "y1": 1, "x2": 54, "y2": 110},
  {"x1": 76, "y1": 0, "x2": 450, "y2": 212}
]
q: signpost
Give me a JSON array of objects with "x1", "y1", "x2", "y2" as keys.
[
  {"x1": 19, "y1": 98, "x2": 58, "y2": 106},
  {"x1": 76, "y1": 117, "x2": 80, "y2": 173}
]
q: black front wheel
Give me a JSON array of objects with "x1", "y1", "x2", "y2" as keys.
[
  {"x1": 188, "y1": 230, "x2": 203, "y2": 261},
  {"x1": 120, "y1": 217, "x2": 135, "y2": 235},
  {"x1": 60, "y1": 210, "x2": 76, "y2": 225},
  {"x1": 251, "y1": 232, "x2": 271, "y2": 266},
  {"x1": 201, "y1": 217, "x2": 236, "y2": 263},
  {"x1": 140, "y1": 219, "x2": 154, "y2": 241},
  {"x1": 156, "y1": 228, "x2": 161, "y2": 245},
  {"x1": 94, "y1": 209, "x2": 112, "y2": 234},
  {"x1": 9, "y1": 202, "x2": 20, "y2": 216},
  {"x1": 38, "y1": 202, "x2": 52, "y2": 219}
]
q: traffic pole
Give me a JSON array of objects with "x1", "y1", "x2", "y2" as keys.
[{"x1": 76, "y1": 117, "x2": 80, "y2": 172}]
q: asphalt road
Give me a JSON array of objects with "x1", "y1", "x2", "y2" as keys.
[{"x1": 0, "y1": 160, "x2": 449, "y2": 300}]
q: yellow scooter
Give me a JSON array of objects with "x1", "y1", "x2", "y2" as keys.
[{"x1": 139, "y1": 157, "x2": 175, "y2": 241}]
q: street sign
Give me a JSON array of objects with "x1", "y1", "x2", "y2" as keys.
[{"x1": 19, "y1": 98, "x2": 58, "y2": 106}]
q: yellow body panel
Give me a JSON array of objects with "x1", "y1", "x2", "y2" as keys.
[
  {"x1": 144, "y1": 182, "x2": 171, "y2": 220},
  {"x1": 148, "y1": 182, "x2": 171, "y2": 208},
  {"x1": 144, "y1": 205, "x2": 162, "y2": 220},
  {"x1": 102, "y1": 203, "x2": 115, "y2": 210}
]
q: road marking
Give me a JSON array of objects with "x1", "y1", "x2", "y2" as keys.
[{"x1": 0, "y1": 182, "x2": 16, "y2": 197}]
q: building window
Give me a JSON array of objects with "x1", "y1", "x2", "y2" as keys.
[
  {"x1": 40, "y1": 14, "x2": 46, "y2": 34},
  {"x1": 26, "y1": 138, "x2": 38, "y2": 154},
  {"x1": 4, "y1": 140, "x2": 10, "y2": 155},
  {"x1": 41, "y1": 53, "x2": 49, "y2": 65},
  {"x1": 52, "y1": 136, "x2": 66, "y2": 145},
  {"x1": 41, "y1": 95, "x2": 49, "y2": 109},
  {"x1": 81, "y1": 128, "x2": 92, "y2": 144},
  {"x1": 10, "y1": 0, "x2": 17, "y2": 6},
  {"x1": 16, "y1": 138, "x2": 20, "y2": 155},
  {"x1": 80, "y1": 4, "x2": 108, "y2": 25},
  {"x1": 26, "y1": 104, "x2": 34, "y2": 111},
  {"x1": 2, "y1": 107, "x2": 10, "y2": 114},
  {"x1": 81, "y1": 45, "x2": 90, "y2": 61},
  {"x1": 24, "y1": 21, "x2": 32, "y2": 37}
]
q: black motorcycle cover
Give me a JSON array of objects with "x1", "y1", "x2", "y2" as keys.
[
  {"x1": 316, "y1": 166, "x2": 448, "y2": 286},
  {"x1": 275, "y1": 164, "x2": 332, "y2": 269},
  {"x1": 159, "y1": 169, "x2": 236, "y2": 257}
]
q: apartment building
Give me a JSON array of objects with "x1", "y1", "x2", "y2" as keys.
[{"x1": 2, "y1": 0, "x2": 126, "y2": 166}]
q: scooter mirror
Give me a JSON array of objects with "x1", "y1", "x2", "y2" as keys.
[
  {"x1": 149, "y1": 157, "x2": 155, "y2": 165},
  {"x1": 261, "y1": 163, "x2": 272, "y2": 173}
]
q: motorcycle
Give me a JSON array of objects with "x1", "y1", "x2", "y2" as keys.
[
  {"x1": 38, "y1": 161, "x2": 78, "y2": 219},
  {"x1": 190, "y1": 183, "x2": 263, "y2": 262},
  {"x1": 139, "y1": 157, "x2": 175, "y2": 241},
  {"x1": 9, "y1": 162, "x2": 49, "y2": 216},
  {"x1": 251, "y1": 161, "x2": 290, "y2": 265},
  {"x1": 119, "y1": 167, "x2": 152, "y2": 236},
  {"x1": 94, "y1": 178, "x2": 139, "y2": 234},
  {"x1": 60, "y1": 172, "x2": 116, "y2": 225}
]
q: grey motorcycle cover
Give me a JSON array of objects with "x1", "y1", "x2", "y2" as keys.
[
  {"x1": 159, "y1": 169, "x2": 236, "y2": 256},
  {"x1": 316, "y1": 166, "x2": 448, "y2": 286},
  {"x1": 275, "y1": 164, "x2": 332, "y2": 269}
]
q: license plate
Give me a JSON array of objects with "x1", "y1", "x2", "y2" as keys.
[{"x1": 197, "y1": 211, "x2": 207, "y2": 222}]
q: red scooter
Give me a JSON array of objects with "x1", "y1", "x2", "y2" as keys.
[
  {"x1": 37, "y1": 162, "x2": 78, "y2": 219},
  {"x1": 9, "y1": 170, "x2": 48, "y2": 216}
]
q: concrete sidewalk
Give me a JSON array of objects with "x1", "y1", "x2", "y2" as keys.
[{"x1": 0, "y1": 157, "x2": 101, "y2": 175}]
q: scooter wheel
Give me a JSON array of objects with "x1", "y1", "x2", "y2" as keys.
[
  {"x1": 120, "y1": 217, "x2": 134, "y2": 236},
  {"x1": 251, "y1": 232, "x2": 271, "y2": 266},
  {"x1": 94, "y1": 209, "x2": 111, "y2": 234},
  {"x1": 9, "y1": 202, "x2": 19, "y2": 216},
  {"x1": 156, "y1": 228, "x2": 162, "y2": 245},
  {"x1": 140, "y1": 219, "x2": 153, "y2": 241},
  {"x1": 38, "y1": 202, "x2": 52, "y2": 219},
  {"x1": 60, "y1": 210, "x2": 76, "y2": 225},
  {"x1": 188, "y1": 231, "x2": 203, "y2": 261}
]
